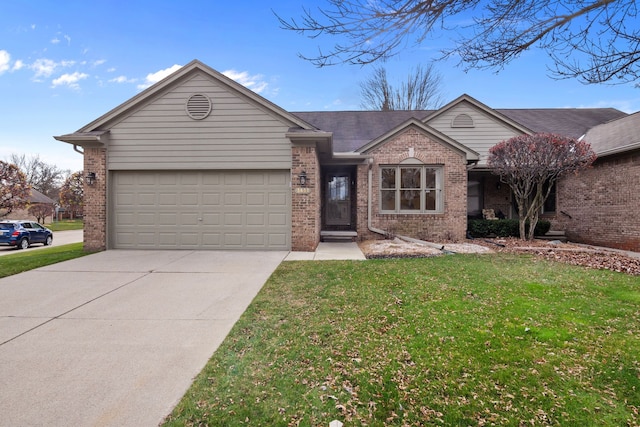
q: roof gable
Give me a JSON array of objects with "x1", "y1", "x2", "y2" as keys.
[
  {"x1": 424, "y1": 94, "x2": 533, "y2": 135},
  {"x1": 358, "y1": 118, "x2": 479, "y2": 161},
  {"x1": 78, "y1": 60, "x2": 316, "y2": 133}
]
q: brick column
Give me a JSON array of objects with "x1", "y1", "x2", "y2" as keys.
[
  {"x1": 291, "y1": 144, "x2": 320, "y2": 251},
  {"x1": 83, "y1": 147, "x2": 107, "y2": 251}
]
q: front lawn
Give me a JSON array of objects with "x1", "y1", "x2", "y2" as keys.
[
  {"x1": 0, "y1": 243, "x2": 91, "y2": 278},
  {"x1": 47, "y1": 219, "x2": 83, "y2": 231},
  {"x1": 164, "y1": 254, "x2": 640, "y2": 426}
]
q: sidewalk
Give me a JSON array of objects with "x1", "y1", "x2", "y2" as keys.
[{"x1": 285, "y1": 242, "x2": 366, "y2": 261}]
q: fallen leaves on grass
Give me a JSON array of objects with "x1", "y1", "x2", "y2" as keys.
[{"x1": 480, "y1": 238, "x2": 640, "y2": 276}]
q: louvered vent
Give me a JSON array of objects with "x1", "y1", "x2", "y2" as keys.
[
  {"x1": 451, "y1": 113, "x2": 474, "y2": 128},
  {"x1": 186, "y1": 94, "x2": 212, "y2": 120}
]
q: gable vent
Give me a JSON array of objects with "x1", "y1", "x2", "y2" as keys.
[
  {"x1": 451, "y1": 113, "x2": 474, "y2": 128},
  {"x1": 186, "y1": 94, "x2": 212, "y2": 120}
]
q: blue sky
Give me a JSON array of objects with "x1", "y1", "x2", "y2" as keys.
[{"x1": 1, "y1": 1, "x2": 638, "y2": 172}]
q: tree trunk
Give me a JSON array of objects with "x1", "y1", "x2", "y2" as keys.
[{"x1": 517, "y1": 203, "x2": 527, "y2": 240}]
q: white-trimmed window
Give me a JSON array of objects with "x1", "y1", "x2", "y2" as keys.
[{"x1": 380, "y1": 165, "x2": 443, "y2": 213}]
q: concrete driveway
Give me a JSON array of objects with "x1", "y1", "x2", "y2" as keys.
[{"x1": 0, "y1": 249, "x2": 287, "y2": 426}]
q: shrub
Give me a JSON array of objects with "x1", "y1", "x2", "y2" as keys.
[{"x1": 468, "y1": 219, "x2": 551, "y2": 238}]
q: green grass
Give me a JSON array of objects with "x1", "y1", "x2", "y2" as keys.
[
  {"x1": 164, "y1": 254, "x2": 640, "y2": 426},
  {"x1": 47, "y1": 219, "x2": 83, "y2": 231},
  {"x1": 0, "y1": 243, "x2": 91, "y2": 278}
]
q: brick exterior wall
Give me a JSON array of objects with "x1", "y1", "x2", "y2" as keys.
[
  {"x1": 83, "y1": 147, "x2": 107, "y2": 251},
  {"x1": 556, "y1": 151, "x2": 640, "y2": 251},
  {"x1": 291, "y1": 144, "x2": 321, "y2": 251},
  {"x1": 356, "y1": 127, "x2": 468, "y2": 242},
  {"x1": 483, "y1": 175, "x2": 513, "y2": 219}
]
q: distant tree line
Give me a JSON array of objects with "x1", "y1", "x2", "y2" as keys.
[{"x1": 0, "y1": 154, "x2": 83, "y2": 222}]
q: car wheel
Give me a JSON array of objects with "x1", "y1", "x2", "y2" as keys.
[
  {"x1": 18, "y1": 238, "x2": 29, "y2": 250},
  {"x1": 44, "y1": 236, "x2": 53, "y2": 246}
]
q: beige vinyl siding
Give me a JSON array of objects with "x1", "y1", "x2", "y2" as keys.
[
  {"x1": 426, "y1": 103, "x2": 522, "y2": 165},
  {"x1": 106, "y1": 72, "x2": 293, "y2": 170}
]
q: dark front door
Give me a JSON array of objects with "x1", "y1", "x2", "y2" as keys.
[{"x1": 325, "y1": 172, "x2": 351, "y2": 226}]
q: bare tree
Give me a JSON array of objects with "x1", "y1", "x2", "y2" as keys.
[
  {"x1": 0, "y1": 160, "x2": 29, "y2": 218},
  {"x1": 59, "y1": 171, "x2": 84, "y2": 219},
  {"x1": 276, "y1": 0, "x2": 639, "y2": 84},
  {"x1": 360, "y1": 64, "x2": 444, "y2": 110},
  {"x1": 8, "y1": 154, "x2": 66, "y2": 201},
  {"x1": 487, "y1": 134, "x2": 597, "y2": 240},
  {"x1": 28, "y1": 204, "x2": 54, "y2": 224}
]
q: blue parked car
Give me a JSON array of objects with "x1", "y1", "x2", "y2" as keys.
[{"x1": 0, "y1": 220, "x2": 53, "y2": 250}]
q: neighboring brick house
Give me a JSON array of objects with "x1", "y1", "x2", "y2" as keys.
[
  {"x1": 556, "y1": 112, "x2": 640, "y2": 251},
  {"x1": 54, "y1": 59, "x2": 631, "y2": 252},
  {"x1": 6, "y1": 188, "x2": 56, "y2": 224}
]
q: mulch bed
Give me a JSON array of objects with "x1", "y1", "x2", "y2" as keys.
[{"x1": 359, "y1": 238, "x2": 640, "y2": 276}]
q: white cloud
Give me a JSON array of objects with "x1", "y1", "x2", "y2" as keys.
[
  {"x1": 92, "y1": 59, "x2": 106, "y2": 67},
  {"x1": 30, "y1": 58, "x2": 75, "y2": 79},
  {"x1": 222, "y1": 69, "x2": 268, "y2": 94},
  {"x1": 0, "y1": 50, "x2": 10, "y2": 74},
  {"x1": 64, "y1": 35, "x2": 71, "y2": 45},
  {"x1": 109, "y1": 75, "x2": 137, "y2": 84},
  {"x1": 52, "y1": 72, "x2": 89, "y2": 89},
  {"x1": 137, "y1": 64, "x2": 182, "y2": 89},
  {"x1": 12, "y1": 60, "x2": 24, "y2": 71},
  {"x1": 51, "y1": 37, "x2": 60, "y2": 44},
  {"x1": 0, "y1": 51, "x2": 26, "y2": 74},
  {"x1": 31, "y1": 58, "x2": 58, "y2": 78}
]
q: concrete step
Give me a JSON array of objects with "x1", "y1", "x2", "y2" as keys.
[
  {"x1": 320, "y1": 230, "x2": 357, "y2": 242},
  {"x1": 537, "y1": 230, "x2": 567, "y2": 242}
]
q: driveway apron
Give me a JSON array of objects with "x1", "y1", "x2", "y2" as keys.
[{"x1": 0, "y1": 250, "x2": 286, "y2": 427}]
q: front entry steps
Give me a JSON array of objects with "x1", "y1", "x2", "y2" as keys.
[
  {"x1": 321, "y1": 230, "x2": 358, "y2": 242},
  {"x1": 537, "y1": 230, "x2": 568, "y2": 242}
]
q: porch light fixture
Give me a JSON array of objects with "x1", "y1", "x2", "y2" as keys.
[
  {"x1": 299, "y1": 171, "x2": 308, "y2": 186},
  {"x1": 85, "y1": 172, "x2": 96, "y2": 185}
]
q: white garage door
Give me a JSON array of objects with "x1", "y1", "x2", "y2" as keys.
[{"x1": 111, "y1": 170, "x2": 290, "y2": 250}]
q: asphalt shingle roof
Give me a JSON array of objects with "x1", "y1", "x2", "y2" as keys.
[
  {"x1": 583, "y1": 111, "x2": 640, "y2": 155},
  {"x1": 292, "y1": 108, "x2": 628, "y2": 153},
  {"x1": 497, "y1": 108, "x2": 627, "y2": 139}
]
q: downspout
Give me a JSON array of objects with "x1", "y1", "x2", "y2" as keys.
[
  {"x1": 367, "y1": 158, "x2": 388, "y2": 237},
  {"x1": 367, "y1": 158, "x2": 447, "y2": 252},
  {"x1": 73, "y1": 144, "x2": 84, "y2": 155}
]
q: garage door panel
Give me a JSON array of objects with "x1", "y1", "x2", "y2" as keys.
[
  {"x1": 111, "y1": 171, "x2": 290, "y2": 250},
  {"x1": 269, "y1": 213, "x2": 287, "y2": 226},
  {"x1": 159, "y1": 213, "x2": 177, "y2": 225},
  {"x1": 181, "y1": 193, "x2": 199, "y2": 205},
  {"x1": 138, "y1": 213, "x2": 156, "y2": 224},
  {"x1": 224, "y1": 174, "x2": 243, "y2": 185},
  {"x1": 269, "y1": 193, "x2": 287, "y2": 206},
  {"x1": 202, "y1": 193, "x2": 220, "y2": 205},
  {"x1": 269, "y1": 233, "x2": 287, "y2": 246},
  {"x1": 247, "y1": 213, "x2": 265, "y2": 226},
  {"x1": 159, "y1": 193, "x2": 178, "y2": 205},
  {"x1": 246, "y1": 193, "x2": 265, "y2": 205},
  {"x1": 158, "y1": 233, "x2": 177, "y2": 246},
  {"x1": 224, "y1": 233, "x2": 243, "y2": 247}
]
